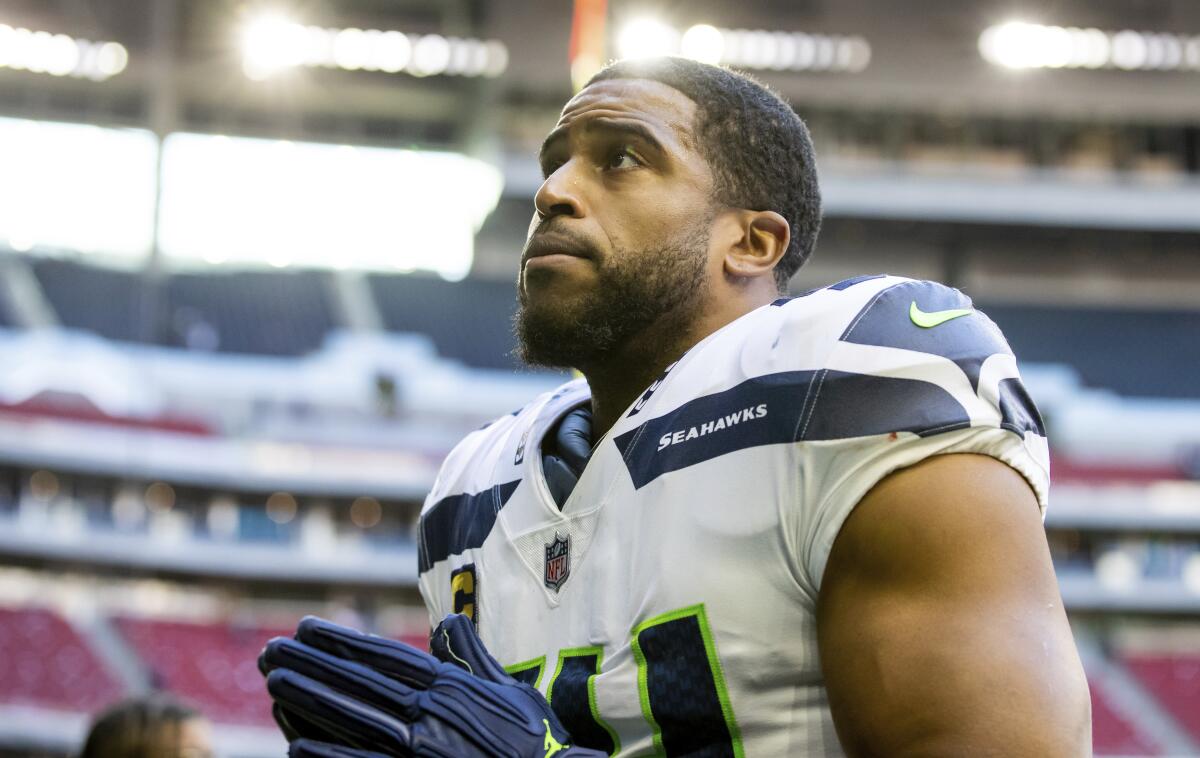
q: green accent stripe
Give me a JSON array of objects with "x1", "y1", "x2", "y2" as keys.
[
  {"x1": 587, "y1": 657, "x2": 622, "y2": 756},
  {"x1": 630, "y1": 603, "x2": 745, "y2": 758},
  {"x1": 693, "y1": 605, "x2": 745, "y2": 758},
  {"x1": 504, "y1": 655, "x2": 547, "y2": 690},
  {"x1": 630, "y1": 624, "x2": 663, "y2": 757},
  {"x1": 545, "y1": 647, "x2": 582, "y2": 705},
  {"x1": 546, "y1": 646, "x2": 621, "y2": 756}
]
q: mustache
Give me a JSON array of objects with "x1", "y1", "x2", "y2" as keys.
[{"x1": 522, "y1": 222, "x2": 601, "y2": 263}]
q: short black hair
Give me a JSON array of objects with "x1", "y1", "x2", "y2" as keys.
[
  {"x1": 80, "y1": 693, "x2": 202, "y2": 758},
  {"x1": 587, "y1": 57, "x2": 821, "y2": 292}
]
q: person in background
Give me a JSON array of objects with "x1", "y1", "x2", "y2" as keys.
[{"x1": 79, "y1": 693, "x2": 214, "y2": 758}]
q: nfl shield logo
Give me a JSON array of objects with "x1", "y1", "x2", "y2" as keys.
[{"x1": 544, "y1": 532, "x2": 571, "y2": 592}]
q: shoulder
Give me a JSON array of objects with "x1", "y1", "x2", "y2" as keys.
[
  {"x1": 766, "y1": 275, "x2": 1041, "y2": 440},
  {"x1": 770, "y1": 274, "x2": 1006, "y2": 360},
  {"x1": 833, "y1": 276, "x2": 1010, "y2": 368}
]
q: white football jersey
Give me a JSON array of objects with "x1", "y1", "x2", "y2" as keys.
[{"x1": 417, "y1": 275, "x2": 1050, "y2": 757}]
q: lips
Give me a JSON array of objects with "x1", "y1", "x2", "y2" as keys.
[{"x1": 522, "y1": 232, "x2": 595, "y2": 265}]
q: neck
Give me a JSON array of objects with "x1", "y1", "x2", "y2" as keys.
[{"x1": 580, "y1": 293, "x2": 774, "y2": 440}]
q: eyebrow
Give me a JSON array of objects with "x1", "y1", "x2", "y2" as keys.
[{"x1": 538, "y1": 118, "x2": 669, "y2": 168}]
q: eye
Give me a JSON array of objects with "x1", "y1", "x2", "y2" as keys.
[{"x1": 605, "y1": 147, "x2": 641, "y2": 170}]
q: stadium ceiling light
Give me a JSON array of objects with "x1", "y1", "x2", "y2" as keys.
[
  {"x1": 680, "y1": 24, "x2": 723, "y2": 64},
  {"x1": 617, "y1": 21, "x2": 870, "y2": 73},
  {"x1": 238, "y1": 15, "x2": 508, "y2": 80},
  {"x1": 616, "y1": 18, "x2": 680, "y2": 60},
  {"x1": 0, "y1": 22, "x2": 128, "y2": 81},
  {"x1": 240, "y1": 12, "x2": 307, "y2": 79},
  {"x1": 351, "y1": 496, "x2": 382, "y2": 529},
  {"x1": 979, "y1": 20, "x2": 1200, "y2": 71},
  {"x1": 410, "y1": 34, "x2": 452, "y2": 76},
  {"x1": 266, "y1": 492, "x2": 298, "y2": 524},
  {"x1": 707, "y1": 27, "x2": 869, "y2": 72}
]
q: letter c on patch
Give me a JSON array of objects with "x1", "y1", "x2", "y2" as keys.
[{"x1": 450, "y1": 564, "x2": 477, "y2": 625}]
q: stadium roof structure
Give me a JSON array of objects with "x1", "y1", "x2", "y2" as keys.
[{"x1": 0, "y1": 0, "x2": 1197, "y2": 145}]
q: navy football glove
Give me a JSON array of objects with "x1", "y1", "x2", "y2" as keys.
[
  {"x1": 259, "y1": 614, "x2": 605, "y2": 758},
  {"x1": 290, "y1": 740, "x2": 391, "y2": 758}
]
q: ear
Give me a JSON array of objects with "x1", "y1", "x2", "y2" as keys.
[{"x1": 722, "y1": 210, "x2": 790, "y2": 281}]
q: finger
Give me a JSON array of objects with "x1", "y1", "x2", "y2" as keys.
[
  {"x1": 266, "y1": 668, "x2": 413, "y2": 753},
  {"x1": 260, "y1": 636, "x2": 288, "y2": 676},
  {"x1": 274, "y1": 702, "x2": 346, "y2": 744},
  {"x1": 268, "y1": 648, "x2": 350, "y2": 743},
  {"x1": 290, "y1": 739, "x2": 398, "y2": 758},
  {"x1": 262, "y1": 638, "x2": 422, "y2": 721},
  {"x1": 429, "y1": 614, "x2": 511, "y2": 683},
  {"x1": 272, "y1": 702, "x2": 301, "y2": 741},
  {"x1": 294, "y1": 616, "x2": 440, "y2": 689}
]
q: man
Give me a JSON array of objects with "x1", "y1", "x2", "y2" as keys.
[
  {"x1": 261, "y1": 57, "x2": 1091, "y2": 756},
  {"x1": 80, "y1": 693, "x2": 215, "y2": 758}
]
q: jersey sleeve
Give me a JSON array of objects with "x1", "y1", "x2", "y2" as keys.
[
  {"x1": 415, "y1": 422, "x2": 493, "y2": 629},
  {"x1": 789, "y1": 279, "x2": 1050, "y2": 593},
  {"x1": 417, "y1": 490, "x2": 446, "y2": 628}
]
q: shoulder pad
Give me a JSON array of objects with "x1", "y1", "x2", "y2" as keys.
[{"x1": 840, "y1": 279, "x2": 1011, "y2": 392}]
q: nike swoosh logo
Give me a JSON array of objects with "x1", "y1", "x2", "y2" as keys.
[{"x1": 909, "y1": 301, "x2": 973, "y2": 328}]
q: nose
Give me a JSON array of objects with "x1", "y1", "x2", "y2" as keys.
[{"x1": 534, "y1": 162, "x2": 584, "y2": 221}]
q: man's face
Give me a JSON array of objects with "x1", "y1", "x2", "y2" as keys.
[
  {"x1": 150, "y1": 717, "x2": 215, "y2": 757},
  {"x1": 515, "y1": 78, "x2": 717, "y2": 369}
]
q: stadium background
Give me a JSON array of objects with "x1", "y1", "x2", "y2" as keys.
[{"x1": 0, "y1": 0, "x2": 1198, "y2": 755}]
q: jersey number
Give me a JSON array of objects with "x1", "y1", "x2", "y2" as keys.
[
  {"x1": 450, "y1": 564, "x2": 477, "y2": 624},
  {"x1": 505, "y1": 604, "x2": 744, "y2": 758}
]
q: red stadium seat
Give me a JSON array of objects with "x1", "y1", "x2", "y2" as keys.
[
  {"x1": 0, "y1": 606, "x2": 123, "y2": 712},
  {"x1": 1087, "y1": 674, "x2": 1162, "y2": 756},
  {"x1": 1120, "y1": 653, "x2": 1200, "y2": 744},
  {"x1": 113, "y1": 616, "x2": 295, "y2": 726}
]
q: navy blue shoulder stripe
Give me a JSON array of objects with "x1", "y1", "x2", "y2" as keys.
[
  {"x1": 772, "y1": 274, "x2": 888, "y2": 306},
  {"x1": 998, "y1": 377, "x2": 1046, "y2": 437},
  {"x1": 613, "y1": 370, "x2": 972, "y2": 489},
  {"x1": 418, "y1": 480, "x2": 521, "y2": 573},
  {"x1": 827, "y1": 273, "x2": 887, "y2": 291},
  {"x1": 841, "y1": 279, "x2": 1012, "y2": 392}
]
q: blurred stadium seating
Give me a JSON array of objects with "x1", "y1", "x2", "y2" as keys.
[
  {"x1": 163, "y1": 270, "x2": 337, "y2": 356},
  {"x1": 0, "y1": 607, "x2": 122, "y2": 714},
  {"x1": 1122, "y1": 654, "x2": 1200, "y2": 744},
  {"x1": 31, "y1": 259, "x2": 339, "y2": 356},
  {"x1": 0, "y1": 0, "x2": 1198, "y2": 756},
  {"x1": 2, "y1": 270, "x2": 1197, "y2": 758},
  {"x1": 30, "y1": 259, "x2": 145, "y2": 345},
  {"x1": 368, "y1": 273, "x2": 522, "y2": 370},
  {"x1": 112, "y1": 616, "x2": 291, "y2": 726},
  {"x1": 1088, "y1": 678, "x2": 1163, "y2": 756}
]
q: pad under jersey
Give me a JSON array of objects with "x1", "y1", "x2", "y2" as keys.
[{"x1": 416, "y1": 275, "x2": 1050, "y2": 757}]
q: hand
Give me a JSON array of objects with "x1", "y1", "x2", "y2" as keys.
[{"x1": 259, "y1": 614, "x2": 606, "y2": 758}]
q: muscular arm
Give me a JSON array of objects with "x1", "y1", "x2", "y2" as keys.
[{"x1": 816, "y1": 453, "x2": 1091, "y2": 757}]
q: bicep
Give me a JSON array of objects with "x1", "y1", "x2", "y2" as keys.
[{"x1": 816, "y1": 453, "x2": 1091, "y2": 757}]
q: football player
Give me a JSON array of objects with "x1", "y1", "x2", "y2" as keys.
[{"x1": 262, "y1": 57, "x2": 1091, "y2": 756}]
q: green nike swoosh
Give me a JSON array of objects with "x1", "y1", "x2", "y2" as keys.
[{"x1": 909, "y1": 301, "x2": 973, "y2": 328}]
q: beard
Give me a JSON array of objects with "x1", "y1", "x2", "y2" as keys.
[{"x1": 514, "y1": 223, "x2": 710, "y2": 370}]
